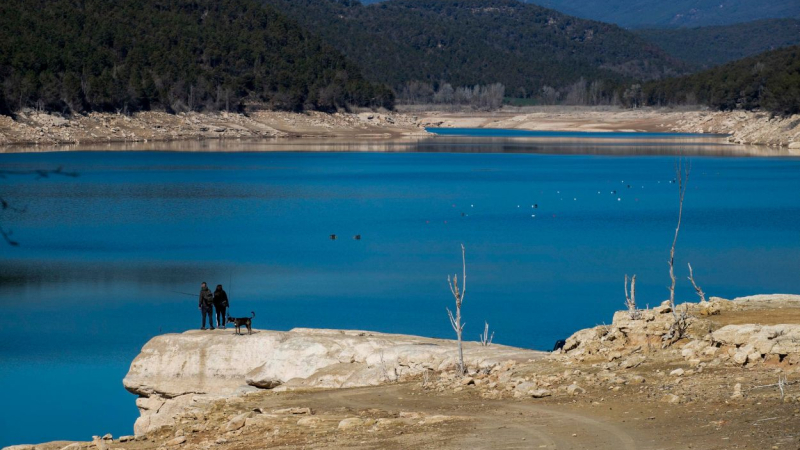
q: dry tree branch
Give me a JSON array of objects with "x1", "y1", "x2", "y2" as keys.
[{"x1": 687, "y1": 263, "x2": 706, "y2": 303}]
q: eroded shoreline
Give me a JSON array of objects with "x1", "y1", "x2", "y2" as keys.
[{"x1": 2, "y1": 107, "x2": 799, "y2": 152}]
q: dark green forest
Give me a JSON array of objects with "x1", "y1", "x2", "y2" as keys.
[
  {"x1": 635, "y1": 19, "x2": 800, "y2": 69},
  {"x1": 644, "y1": 45, "x2": 800, "y2": 114},
  {"x1": 0, "y1": 0, "x2": 394, "y2": 115},
  {"x1": 261, "y1": 0, "x2": 685, "y2": 100}
]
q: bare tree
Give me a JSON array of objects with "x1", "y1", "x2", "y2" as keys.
[
  {"x1": 668, "y1": 159, "x2": 690, "y2": 317},
  {"x1": 479, "y1": 321, "x2": 494, "y2": 346},
  {"x1": 446, "y1": 244, "x2": 467, "y2": 375},
  {"x1": 663, "y1": 159, "x2": 691, "y2": 346},
  {"x1": 0, "y1": 167, "x2": 78, "y2": 246},
  {"x1": 624, "y1": 274, "x2": 640, "y2": 319},
  {"x1": 687, "y1": 263, "x2": 706, "y2": 303}
]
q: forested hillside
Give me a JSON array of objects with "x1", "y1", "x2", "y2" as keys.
[
  {"x1": 262, "y1": 0, "x2": 685, "y2": 102},
  {"x1": 0, "y1": 0, "x2": 394, "y2": 115},
  {"x1": 644, "y1": 45, "x2": 800, "y2": 114},
  {"x1": 531, "y1": 0, "x2": 800, "y2": 29},
  {"x1": 635, "y1": 19, "x2": 800, "y2": 69}
]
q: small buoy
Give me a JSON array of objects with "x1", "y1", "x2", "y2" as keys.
[{"x1": 617, "y1": 198, "x2": 621, "y2": 201}]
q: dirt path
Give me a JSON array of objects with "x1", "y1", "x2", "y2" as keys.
[{"x1": 318, "y1": 384, "x2": 642, "y2": 450}]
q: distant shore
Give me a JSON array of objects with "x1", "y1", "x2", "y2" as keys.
[{"x1": 1, "y1": 106, "x2": 798, "y2": 151}]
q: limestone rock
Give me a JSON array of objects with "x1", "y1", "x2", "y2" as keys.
[
  {"x1": 669, "y1": 368, "x2": 685, "y2": 377},
  {"x1": 566, "y1": 384, "x2": 585, "y2": 396},
  {"x1": 224, "y1": 412, "x2": 256, "y2": 432},
  {"x1": 530, "y1": 389, "x2": 552, "y2": 398},
  {"x1": 124, "y1": 328, "x2": 542, "y2": 435}
]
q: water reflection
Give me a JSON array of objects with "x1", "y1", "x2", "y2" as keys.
[{"x1": 2, "y1": 134, "x2": 797, "y2": 157}]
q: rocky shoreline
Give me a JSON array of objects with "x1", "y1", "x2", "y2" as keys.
[
  {"x1": 0, "y1": 110, "x2": 427, "y2": 148},
  {"x1": 6, "y1": 294, "x2": 800, "y2": 450},
  {"x1": 2, "y1": 107, "x2": 799, "y2": 152}
]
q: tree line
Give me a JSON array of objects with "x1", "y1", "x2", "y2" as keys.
[
  {"x1": 641, "y1": 45, "x2": 800, "y2": 114},
  {"x1": 0, "y1": 0, "x2": 394, "y2": 116}
]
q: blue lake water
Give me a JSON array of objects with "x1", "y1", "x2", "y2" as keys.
[{"x1": 1, "y1": 134, "x2": 800, "y2": 445}]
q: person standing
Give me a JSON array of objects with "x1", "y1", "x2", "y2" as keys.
[
  {"x1": 198, "y1": 282, "x2": 215, "y2": 330},
  {"x1": 213, "y1": 284, "x2": 229, "y2": 328}
]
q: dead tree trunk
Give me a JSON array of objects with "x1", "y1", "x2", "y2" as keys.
[
  {"x1": 668, "y1": 159, "x2": 690, "y2": 319},
  {"x1": 625, "y1": 274, "x2": 640, "y2": 319},
  {"x1": 479, "y1": 321, "x2": 494, "y2": 346},
  {"x1": 663, "y1": 159, "x2": 691, "y2": 347},
  {"x1": 447, "y1": 244, "x2": 467, "y2": 375}
]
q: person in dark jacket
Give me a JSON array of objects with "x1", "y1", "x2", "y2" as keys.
[
  {"x1": 213, "y1": 284, "x2": 229, "y2": 328},
  {"x1": 198, "y1": 282, "x2": 215, "y2": 330}
]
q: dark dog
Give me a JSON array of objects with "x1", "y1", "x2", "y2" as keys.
[{"x1": 227, "y1": 311, "x2": 255, "y2": 335}]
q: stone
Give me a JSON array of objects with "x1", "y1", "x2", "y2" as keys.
[
  {"x1": 669, "y1": 368, "x2": 685, "y2": 377},
  {"x1": 119, "y1": 436, "x2": 135, "y2": 443},
  {"x1": 620, "y1": 355, "x2": 646, "y2": 369},
  {"x1": 297, "y1": 417, "x2": 323, "y2": 427},
  {"x1": 566, "y1": 384, "x2": 585, "y2": 396},
  {"x1": 661, "y1": 394, "x2": 681, "y2": 404},
  {"x1": 224, "y1": 412, "x2": 255, "y2": 432},
  {"x1": 731, "y1": 383, "x2": 743, "y2": 399},
  {"x1": 165, "y1": 436, "x2": 186, "y2": 446},
  {"x1": 337, "y1": 418, "x2": 367, "y2": 430},
  {"x1": 746, "y1": 352, "x2": 763, "y2": 365},
  {"x1": 530, "y1": 389, "x2": 552, "y2": 398}
]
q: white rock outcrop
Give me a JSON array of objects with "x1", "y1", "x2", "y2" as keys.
[{"x1": 123, "y1": 328, "x2": 542, "y2": 435}]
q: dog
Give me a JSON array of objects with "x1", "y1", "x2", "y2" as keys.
[{"x1": 227, "y1": 311, "x2": 255, "y2": 335}]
